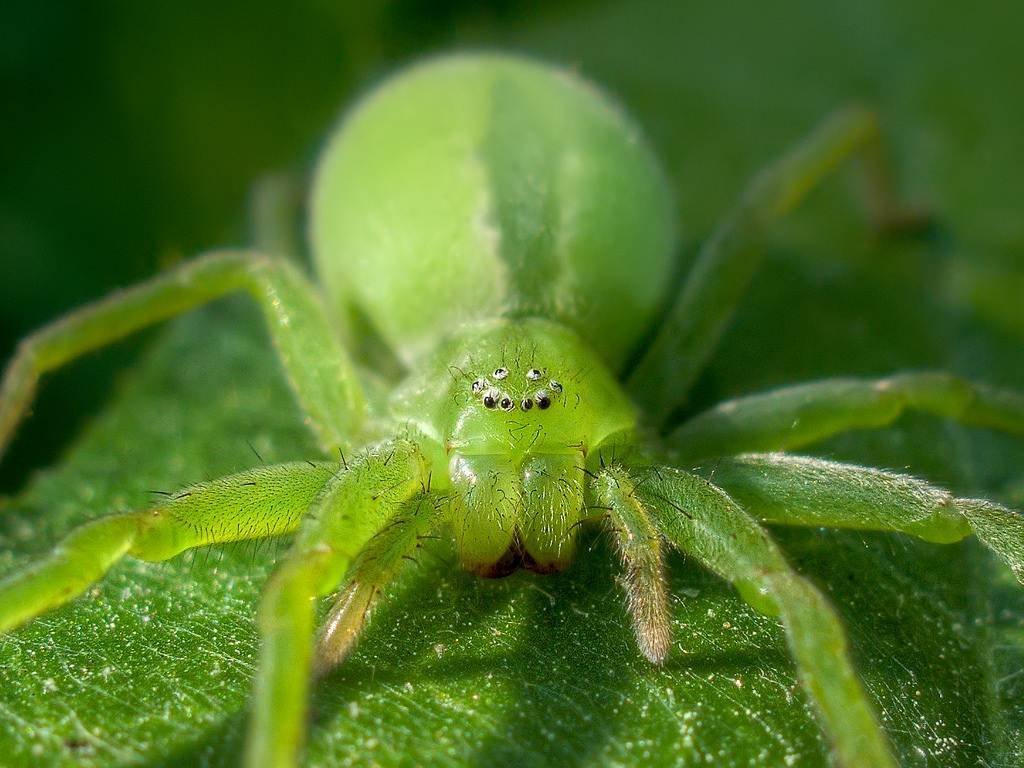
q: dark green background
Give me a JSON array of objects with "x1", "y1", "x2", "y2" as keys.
[{"x1": 1, "y1": 1, "x2": 1023, "y2": 766}]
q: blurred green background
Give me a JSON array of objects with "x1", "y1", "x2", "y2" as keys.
[
  {"x1": 2, "y1": 2, "x2": 1024, "y2": 766},
  {"x1": 3, "y1": 0, "x2": 1023, "y2": 490}
]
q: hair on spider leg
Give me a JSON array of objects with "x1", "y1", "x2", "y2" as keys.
[
  {"x1": 414, "y1": 538, "x2": 455, "y2": 571},
  {"x1": 270, "y1": 534, "x2": 290, "y2": 564},
  {"x1": 564, "y1": 511, "x2": 603, "y2": 548},
  {"x1": 623, "y1": 466, "x2": 654, "y2": 491},
  {"x1": 588, "y1": 520, "x2": 623, "y2": 558},
  {"x1": 370, "y1": 476, "x2": 410, "y2": 502},
  {"x1": 243, "y1": 536, "x2": 259, "y2": 569},
  {"x1": 376, "y1": 516, "x2": 410, "y2": 535},
  {"x1": 246, "y1": 440, "x2": 265, "y2": 466},
  {"x1": 645, "y1": 489, "x2": 694, "y2": 521},
  {"x1": 633, "y1": 465, "x2": 668, "y2": 490},
  {"x1": 198, "y1": 541, "x2": 216, "y2": 572}
]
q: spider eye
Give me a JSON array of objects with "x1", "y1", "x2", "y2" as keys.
[
  {"x1": 492, "y1": 367, "x2": 509, "y2": 380},
  {"x1": 536, "y1": 392, "x2": 551, "y2": 410},
  {"x1": 499, "y1": 396, "x2": 515, "y2": 411},
  {"x1": 521, "y1": 397, "x2": 534, "y2": 411},
  {"x1": 471, "y1": 378, "x2": 486, "y2": 393},
  {"x1": 482, "y1": 393, "x2": 497, "y2": 409},
  {"x1": 549, "y1": 380, "x2": 563, "y2": 393},
  {"x1": 526, "y1": 368, "x2": 542, "y2": 381}
]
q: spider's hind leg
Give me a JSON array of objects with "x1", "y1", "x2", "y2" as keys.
[
  {"x1": 669, "y1": 372, "x2": 1024, "y2": 464},
  {"x1": 0, "y1": 249, "x2": 366, "y2": 464},
  {"x1": 628, "y1": 106, "x2": 925, "y2": 423}
]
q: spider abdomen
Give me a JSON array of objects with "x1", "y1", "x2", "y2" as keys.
[{"x1": 311, "y1": 53, "x2": 676, "y2": 370}]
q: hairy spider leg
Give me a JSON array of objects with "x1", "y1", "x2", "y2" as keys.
[
  {"x1": 0, "y1": 461, "x2": 337, "y2": 634},
  {"x1": 246, "y1": 439, "x2": 429, "y2": 768},
  {"x1": 703, "y1": 453, "x2": 1024, "y2": 582},
  {"x1": 0, "y1": 249, "x2": 366, "y2": 461},
  {"x1": 594, "y1": 469, "x2": 671, "y2": 664},
  {"x1": 315, "y1": 493, "x2": 445, "y2": 672},
  {"x1": 669, "y1": 372, "x2": 1024, "y2": 464},
  {"x1": 628, "y1": 106, "x2": 924, "y2": 424},
  {"x1": 628, "y1": 464, "x2": 898, "y2": 768}
]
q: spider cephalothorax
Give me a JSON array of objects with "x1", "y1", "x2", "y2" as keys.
[
  {"x1": 2, "y1": 52, "x2": 1023, "y2": 768},
  {"x1": 394, "y1": 319, "x2": 635, "y2": 577}
]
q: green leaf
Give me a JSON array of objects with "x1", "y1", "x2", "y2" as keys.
[{"x1": 3, "y1": 1, "x2": 1024, "y2": 766}]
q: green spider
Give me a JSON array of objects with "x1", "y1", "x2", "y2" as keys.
[{"x1": 1, "y1": 52, "x2": 1023, "y2": 768}]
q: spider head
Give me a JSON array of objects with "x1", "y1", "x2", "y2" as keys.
[{"x1": 392, "y1": 318, "x2": 635, "y2": 461}]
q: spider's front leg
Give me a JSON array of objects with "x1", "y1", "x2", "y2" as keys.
[
  {"x1": 594, "y1": 468, "x2": 672, "y2": 664},
  {"x1": 669, "y1": 371, "x2": 1024, "y2": 464},
  {"x1": 246, "y1": 438, "x2": 436, "y2": 768},
  {"x1": 606, "y1": 464, "x2": 897, "y2": 768},
  {"x1": 0, "y1": 460, "x2": 337, "y2": 634},
  {"x1": 0, "y1": 249, "x2": 366, "y2": 462},
  {"x1": 628, "y1": 106, "x2": 924, "y2": 424}
]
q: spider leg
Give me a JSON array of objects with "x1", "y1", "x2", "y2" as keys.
[
  {"x1": 628, "y1": 106, "x2": 923, "y2": 424},
  {"x1": 316, "y1": 494, "x2": 445, "y2": 673},
  {"x1": 0, "y1": 460, "x2": 337, "y2": 634},
  {"x1": 704, "y1": 452, "x2": 1024, "y2": 582},
  {"x1": 246, "y1": 438, "x2": 428, "y2": 768},
  {"x1": 0, "y1": 249, "x2": 366, "y2": 463},
  {"x1": 594, "y1": 468, "x2": 671, "y2": 663},
  {"x1": 669, "y1": 372, "x2": 1024, "y2": 463},
  {"x1": 631, "y1": 463, "x2": 897, "y2": 768}
]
